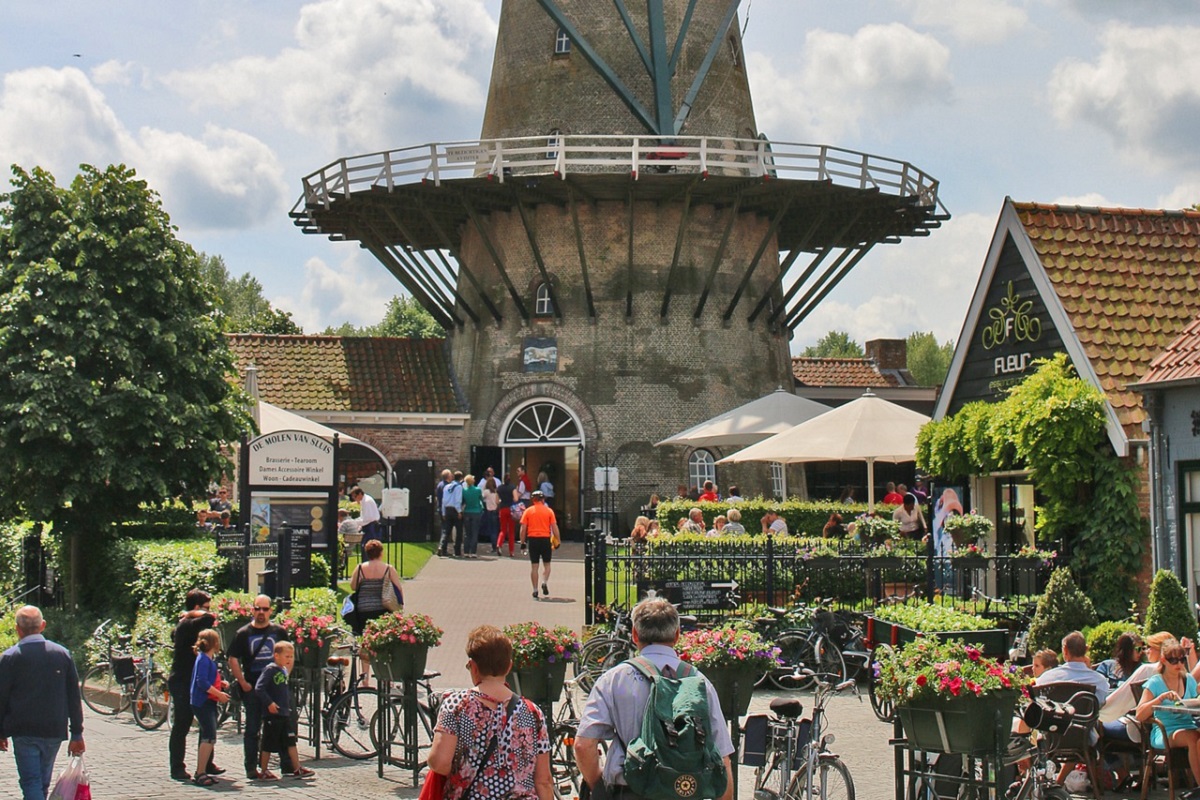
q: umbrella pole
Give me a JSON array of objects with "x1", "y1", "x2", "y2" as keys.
[{"x1": 867, "y1": 458, "x2": 876, "y2": 514}]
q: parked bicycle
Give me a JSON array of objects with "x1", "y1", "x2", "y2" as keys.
[
  {"x1": 750, "y1": 669, "x2": 857, "y2": 800},
  {"x1": 972, "y1": 588, "x2": 1037, "y2": 664},
  {"x1": 753, "y1": 598, "x2": 848, "y2": 691},
  {"x1": 80, "y1": 620, "x2": 170, "y2": 730},
  {"x1": 575, "y1": 604, "x2": 635, "y2": 683},
  {"x1": 548, "y1": 676, "x2": 606, "y2": 800},
  {"x1": 325, "y1": 658, "x2": 444, "y2": 760}
]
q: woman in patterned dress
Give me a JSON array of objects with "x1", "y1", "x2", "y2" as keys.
[{"x1": 428, "y1": 626, "x2": 552, "y2": 800}]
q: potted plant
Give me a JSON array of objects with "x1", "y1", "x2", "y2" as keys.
[
  {"x1": 950, "y1": 542, "x2": 991, "y2": 568},
  {"x1": 942, "y1": 512, "x2": 994, "y2": 546},
  {"x1": 1011, "y1": 545, "x2": 1056, "y2": 568},
  {"x1": 279, "y1": 609, "x2": 339, "y2": 669},
  {"x1": 361, "y1": 612, "x2": 444, "y2": 683},
  {"x1": 677, "y1": 625, "x2": 780, "y2": 719},
  {"x1": 503, "y1": 622, "x2": 581, "y2": 703},
  {"x1": 871, "y1": 602, "x2": 1008, "y2": 657},
  {"x1": 212, "y1": 592, "x2": 254, "y2": 651},
  {"x1": 796, "y1": 540, "x2": 841, "y2": 566},
  {"x1": 852, "y1": 515, "x2": 900, "y2": 545},
  {"x1": 875, "y1": 638, "x2": 1030, "y2": 755}
]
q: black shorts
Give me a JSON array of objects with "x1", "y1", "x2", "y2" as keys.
[
  {"x1": 527, "y1": 537, "x2": 552, "y2": 564},
  {"x1": 260, "y1": 714, "x2": 296, "y2": 752}
]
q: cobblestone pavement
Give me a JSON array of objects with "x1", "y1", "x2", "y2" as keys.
[{"x1": 0, "y1": 544, "x2": 1164, "y2": 798}]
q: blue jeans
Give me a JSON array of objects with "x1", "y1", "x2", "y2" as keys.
[
  {"x1": 464, "y1": 513, "x2": 481, "y2": 554},
  {"x1": 13, "y1": 736, "x2": 61, "y2": 800}
]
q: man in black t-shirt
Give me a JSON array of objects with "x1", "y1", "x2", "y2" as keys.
[
  {"x1": 168, "y1": 589, "x2": 216, "y2": 781},
  {"x1": 228, "y1": 595, "x2": 293, "y2": 779}
]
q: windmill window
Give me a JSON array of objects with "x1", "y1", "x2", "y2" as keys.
[
  {"x1": 688, "y1": 450, "x2": 716, "y2": 493},
  {"x1": 555, "y1": 28, "x2": 572, "y2": 55},
  {"x1": 535, "y1": 282, "x2": 555, "y2": 316}
]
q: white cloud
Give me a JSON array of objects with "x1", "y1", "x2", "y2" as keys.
[
  {"x1": 1048, "y1": 24, "x2": 1200, "y2": 171},
  {"x1": 161, "y1": 0, "x2": 496, "y2": 152},
  {"x1": 1158, "y1": 182, "x2": 1200, "y2": 211},
  {"x1": 276, "y1": 252, "x2": 394, "y2": 332},
  {"x1": 1049, "y1": 192, "x2": 1112, "y2": 207},
  {"x1": 899, "y1": 0, "x2": 1028, "y2": 44},
  {"x1": 749, "y1": 23, "x2": 952, "y2": 142},
  {"x1": 90, "y1": 60, "x2": 138, "y2": 87},
  {"x1": 0, "y1": 66, "x2": 287, "y2": 231}
]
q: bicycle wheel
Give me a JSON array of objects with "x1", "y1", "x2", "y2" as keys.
[
  {"x1": 792, "y1": 755, "x2": 854, "y2": 800},
  {"x1": 375, "y1": 692, "x2": 435, "y2": 752},
  {"x1": 133, "y1": 673, "x2": 171, "y2": 730},
  {"x1": 550, "y1": 721, "x2": 581, "y2": 800},
  {"x1": 327, "y1": 689, "x2": 383, "y2": 759},
  {"x1": 814, "y1": 637, "x2": 847, "y2": 682},
  {"x1": 81, "y1": 664, "x2": 125, "y2": 715},
  {"x1": 770, "y1": 631, "x2": 816, "y2": 691},
  {"x1": 577, "y1": 635, "x2": 633, "y2": 680},
  {"x1": 868, "y1": 645, "x2": 895, "y2": 723}
]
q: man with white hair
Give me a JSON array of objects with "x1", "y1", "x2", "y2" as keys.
[{"x1": 0, "y1": 605, "x2": 85, "y2": 800}]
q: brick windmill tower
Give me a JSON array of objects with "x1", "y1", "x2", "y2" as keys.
[{"x1": 293, "y1": 0, "x2": 945, "y2": 529}]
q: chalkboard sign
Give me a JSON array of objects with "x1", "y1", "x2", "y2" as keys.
[
  {"x1": 637, "y1": 579, "x2": 736, "y2": 611},
  {"x1": 285, "y1": 526, "x2": 312, "y2": 587}
]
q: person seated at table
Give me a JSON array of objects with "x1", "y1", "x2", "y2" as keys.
[
  {"x1": 1097, "y1": 633, "x2": 1144, "y2": 689},
  {"x1": 1031, "y1": 649, "x2": 1058, "y2": 678},
  {"x1": 722, "y1": 508, "x2": 746, "y2": 534},
  {"x1": 709, "y1": 515, "x2": 726, "y2": 536},
  {"x1": 822, "y1": 513, "x2": 845, "y2": 538},
  {"x1": 682, "y1": 508, "x2": 705, "y2": 534},
  {"x1": 1137, "y1": 638, "x2": 1200, "y2": 795},
  {"x1": 630, "y1": 516, "x2": 651, "y2": 543}
]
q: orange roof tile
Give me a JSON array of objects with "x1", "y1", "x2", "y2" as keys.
[
  {"x1": 791, "y1": 357, "x2": 903, "y2": 388},
  {"x1": 1138, "y1": 315, "x2": 1200, "y2": 386},
  {"x1": 1013, "y1": 202, "x2": 1200, "y2": 438},
  {"x1": 226, "y1": 334, "x2": 462, "y2": 413}
]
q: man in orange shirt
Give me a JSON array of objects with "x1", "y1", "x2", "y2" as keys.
[{"x1": 519, "y1": 490, "x2": 559, "y2": 600}]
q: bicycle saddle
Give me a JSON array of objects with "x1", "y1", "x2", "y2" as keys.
[
  {"x1": 327, "y1": 656, "x2": 351, "y2": 667},
  {"x1": 769, "y1": 698, "x2": 803, "y2": 719},
  {"x1": 423, "y1": 670, "x2": 442, "y2": 680}
]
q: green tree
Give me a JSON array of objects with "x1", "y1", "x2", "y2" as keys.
[
  {"x1": 0, "y1": 164, "x2": 254, "y2": 605},
  {"x1": 1144, "y1": 569, "x2": 1198, "y2": 642},
  {"x1": 1027, "y1": 567, "x2": 1098, "y2": 653},
  {"x1": 198, "y1": 252, "x2": 302, "y2": 334},
  {"x1": 906, "y1": 331, "x2": 955, "y2": 386},
  {"x1": 323, "y1": 295, "x2": 445, "y2": 338},
  {"x1": 801, "y1": 330, "x2": 863, "y2": 358}
]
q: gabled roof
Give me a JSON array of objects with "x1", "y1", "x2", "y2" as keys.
[
  {"x1": 227, "y1": 334, "x2": 462, "y2": 414},
  {"x1": 1137, "y1": 315, "x2": 1200, "y2": 388},
  {"x1": 937, "y1": 198, "x2": 1200, "y2": 455},
  {"x1": 791, "y1": 357, "x2": 905, "y2": 388}
]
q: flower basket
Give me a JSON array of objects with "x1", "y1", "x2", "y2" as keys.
[
  {"x1": 676, "y1": 625, "x2": 779, "y2": 718},
  {"x1": 865, "y1": 556, "x2": 904, "y2": 569},
  {"x1": 295, "y1": 636, "x2": 333, "y2": 669},
  {"x1": 951, "y1": 557, "x2": 990, "y2": 571},
  {"x1": 702, "y1": 666, "x2": 756, "y2": 719},
  {"x1": 897, "y1": 691, "x2": 1020, "y2": 755},
  {"x1": 508, "y1": 660, "x2": 568, "y2": 704},
  {"x1": 279, "y1": 610, "x2": 339, "y2": 670},
  {"x1": 373, "y1": 643, "x2": 429, "y2": 683},
  {"x1": 802, "y1": 556, "x2": 841, "y2": 569},
  {"x1": 943, "y1": 513, "x2": 995, "y2": 547}
]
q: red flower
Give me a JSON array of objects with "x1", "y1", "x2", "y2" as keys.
[{"x1": 916, "y1": 674, "x2": 928, "y2": 686}]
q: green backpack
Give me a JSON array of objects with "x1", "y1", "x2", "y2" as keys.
[{"x1": 621, "y1": 657, "x2": 728, "y2": 800}]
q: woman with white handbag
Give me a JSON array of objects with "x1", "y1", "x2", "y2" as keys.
[{"x1": 349, "y1": 540, "x2": 403, "y2": 686}]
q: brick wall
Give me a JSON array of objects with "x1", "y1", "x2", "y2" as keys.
[{"x1": 866, "y1": 339, "x2": 908, "y2": 371}]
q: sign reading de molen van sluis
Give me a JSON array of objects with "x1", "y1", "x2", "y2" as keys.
[
  {"x1": 948, "y1": 235, "x2": 1066, "y2": 415},
  {"x1": 248, "y1": 430, "x2": 334, "y2": 486}
]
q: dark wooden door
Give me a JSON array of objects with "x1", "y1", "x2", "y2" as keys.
[{"x1": 391, "y1": 459, "x2": 436, "y2": 541}]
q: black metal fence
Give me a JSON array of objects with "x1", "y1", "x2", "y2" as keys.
[{"x1": 583, "y1": 532, "x2": 1053, "y2": 624}]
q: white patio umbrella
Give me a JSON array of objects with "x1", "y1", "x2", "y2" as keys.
[
  {"x1": 716, "y1": 391, "x2": 930, "y2": 512},
  {"x1": 655, "y1": 388, "x2": 830, "y2": 448},
  {"x1": 258, "y1": 400, "x2": 361, "y2": 443}
]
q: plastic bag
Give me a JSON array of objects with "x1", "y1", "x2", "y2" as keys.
[{"x1": 49, "y1": 754, "x2": 88, "y2": 800}]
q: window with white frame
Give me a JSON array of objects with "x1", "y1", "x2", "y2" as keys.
[
  {"x1": 535, "y1": 282, "x2": 555, "y2": 316},
  {"x1": 688, "y1": 450, "x2": 716, "y2": 494},
  {"x1": 770, "y1": 462, "x2": 785, "y2": 499},
  {"x1": 554, "y1": 28, "x2": 572, "y2": 54}
]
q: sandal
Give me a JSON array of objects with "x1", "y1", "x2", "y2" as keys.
[
  {"x1": 257, "y1": 770, "x2": 280, "y2": 781},
  {"x1": 192, "y1": 774, "x2": 218, "y2": 787}
]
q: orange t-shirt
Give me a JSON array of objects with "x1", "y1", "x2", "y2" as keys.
[{"x1": 522, "y1": 503, "x2": 556, "y2": 538}]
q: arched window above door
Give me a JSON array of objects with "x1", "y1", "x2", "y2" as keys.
[{"x1": 504, "y1": 401, "x2": 581, "y2": 444}]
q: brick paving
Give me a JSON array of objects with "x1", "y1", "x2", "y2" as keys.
[{"x1": 0, "y1": 544, "x2": 1162, "y2": 798}]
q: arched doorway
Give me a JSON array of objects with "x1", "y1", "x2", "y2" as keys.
[{"x1": 502, "y1": 400, "x2": 583, "y2": 531}]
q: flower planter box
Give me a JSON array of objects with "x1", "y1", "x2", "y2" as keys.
[
  {"x1": 801, "y1": 557, "x2": 841, "y2": 569},
  {"x1": 295, "y1": 637, "x2": 333, "y2": 669},
  {"x1": 897, "y1": 691, "x2": 1019, "y2": 755},
  {"x1": 508, "y1": 660, "x2": 568, "y2": 704},
  {"x1": 867, "y1": 618, "x2": 1008, "y2": 658},
  {"x1": 865, "y1": 557, "x2": 905, "y2": 569},
  {"x1": 372, "y1": 644, "x2": 429, "y2": 683},
  {"x1": 701, "y1": 666, "x2": 756, "y2": 719},
  {"x1": 951, "y1": 557, "x2": 990, "y2": 571}
]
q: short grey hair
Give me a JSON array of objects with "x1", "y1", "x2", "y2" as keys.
[
  {"x1": 632, "y1": 598, "x2": 679, "y2": 645},
  {"x1": 15, "y1": 605, "x2": 43, "y2": 635}
]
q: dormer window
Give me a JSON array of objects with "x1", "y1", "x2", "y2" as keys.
[
  {"x1": 555, "y1": 28, "x2": 572, "y2": 55},
  {"x1": 535, "y1": 282, "x2": 555, "y2": 316}
]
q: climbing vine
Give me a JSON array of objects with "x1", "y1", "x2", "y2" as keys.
[{"x1": 916, "y1": 354, "x2": 1144, "y2": 619}]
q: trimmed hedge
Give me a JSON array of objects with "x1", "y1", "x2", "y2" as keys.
[{"x1": 655, "y1": 498, "x2": 893, "y2": 537}]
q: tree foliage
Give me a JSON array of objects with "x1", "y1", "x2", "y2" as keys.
[
  {"x1": 1144, "y1": 569, "x2": 1198, "y2": 643},
  {"x1": 323, "y1": 295, "x2": 445, "y2": 338},
  {"x1": 801, "y1": 330, "x2": 863, "y2": 358},
  {"x1": 0, "y1": 164, "x2": 254, "y2": 535},
  {"x1": 1027, "y1": 566, "x2": 1098, "y2": 653},
  {"x1": 198, "y1": 252, "x2": 302, "y2": 334},
  {"x1": 906, "y1": 331, "x2": 955, "y2": 386},
  {"x1": 916, "y1": 354, "x2": 1143, "y2": 617}
]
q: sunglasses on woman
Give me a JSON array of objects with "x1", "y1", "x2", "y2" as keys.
[{"x1": 1165, "y1": 656, "x2": 1187, "y2": 665}]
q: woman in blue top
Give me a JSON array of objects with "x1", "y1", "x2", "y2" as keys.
[{"x1": 1136, "y1": 638, "x2": 1200, "y2": 781}]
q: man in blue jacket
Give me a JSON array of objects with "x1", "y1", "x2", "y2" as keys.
[{"x1": 0, "y1": 605, "x2": 85, "y2": 800}]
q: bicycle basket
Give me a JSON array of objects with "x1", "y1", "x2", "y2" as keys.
[
  {"x1": 112, "y1": 655, "x2": 137, "y2": 684},
  {"x1": 812, "y1": 609, "x2": 837, "y2": 633}
]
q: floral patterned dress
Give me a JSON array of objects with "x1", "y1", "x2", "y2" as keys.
[{"x1": 436, "y1": 689, "x2": 550, "y2": 800}]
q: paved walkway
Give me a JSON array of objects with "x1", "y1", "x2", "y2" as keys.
[{"x1": 0, "y1": 544, "x2": 1158, "y2": 798}]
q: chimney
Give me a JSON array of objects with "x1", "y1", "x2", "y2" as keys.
[{"x1": 865, "y1": 339, "x2": 907, "y2": 371}]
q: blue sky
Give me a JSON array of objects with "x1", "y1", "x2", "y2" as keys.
[{"x1": 2, "y1": 1, "x2": 1198, "y2": 350}]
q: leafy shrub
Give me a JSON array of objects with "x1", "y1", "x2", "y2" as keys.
[
  {"x1": 308, "y1": 552, "x2": 332, "y2": 589},
  {"x1": 654, "y1": 498, "x2": 891, "y2": 538},
  {"x1": 0, "y1": 520, "x2": 40, "y2": 598},
  {"x1": 873, "y1": 602, "x2": 993, "y2": 632},
  {"x1": 1027, "y1": 567, "x2": 1098, "y2": 653},
  {"x1": 128, "y1": 540, "x2": 228, "y2": 619},
  {"x1": 1086, "y1": 621, "x2": 1136, "y2": 662},
  {"x1": 291, "y1": 588, "x2": 339, "y2": 619},
  {"x1": 1144, "y1": 569, "x2": 1198, "y2": 643}
]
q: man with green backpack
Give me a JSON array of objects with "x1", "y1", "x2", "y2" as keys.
[{"x1": 575, "y1": 598, "x2": 734, "y2": 800}]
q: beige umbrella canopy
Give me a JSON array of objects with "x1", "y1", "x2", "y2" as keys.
[
  {"x1": 258, "y1": 401, "x2": 361, "y2": 443},
  {"x1": 655, "y1": 388, "x2": 830, "y2": 448},
  {"x1": 717, "y1": 392, "x2": 930, "y2": 512}
]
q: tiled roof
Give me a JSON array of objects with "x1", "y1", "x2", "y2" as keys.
[
  {"x1": 791, "y1": 357, "x2": 903, "y2": 388},
  {"x1": 226, "y1": 334, "x2": 462, "y2": 413},
  {"x1": 1138, "y1": 315, "x2": 1200, "y2": 386},
  {"x1": 1013, "y1": 202, "x2": 1200, "y2": 436}
]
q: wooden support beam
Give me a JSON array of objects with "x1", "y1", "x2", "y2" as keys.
[
  {"x1": 513, "y1": 193, "x2": 563, "y2": 320},
  {"x1": 788, "y1": 244, "x2": 875, "y2": 330},
  {"x1": 694, "y1": 193, "x2": 742, "y2": 318},
  {"x1": 722, "y1": 195, "x2": 793, "y2": 321},
  {"x1": 362, "y1": 236, "x2": 459, "y2": 330},
  {"x1": 462, "y1": 198, "x2": 529, "y2": 321},
  {"x1": 781, "y1": 245, "x2": 856, "y2": 329},
  {"x1": 420, "y1": 207, "x2": 505, "y2": 325},
  {"x1": 568, "y1": 187, "x2": 597, "y2": 319},
  {"x1": 382, "y1": 208, "x2": 480, "y2": 324},
  {"x1": 387, "y1": 244, "x2": 469, "y2": 327},
  {"x1": 764, "y1": 210, "x2": 862, "y2": 325},
  {"x1": 626, "y1": 185, "x2": 635, "y2": 319},
  {"x1": 660, "y1": 188, "x2": 694, "y2": 318}
]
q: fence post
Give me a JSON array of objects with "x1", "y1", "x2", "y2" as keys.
[
  {"x1": 584, "y1": 527, "x2": 595, "y2": 625},
  {"x1": 765, "y1": 533, "x2": 775, "y2": 606}
]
